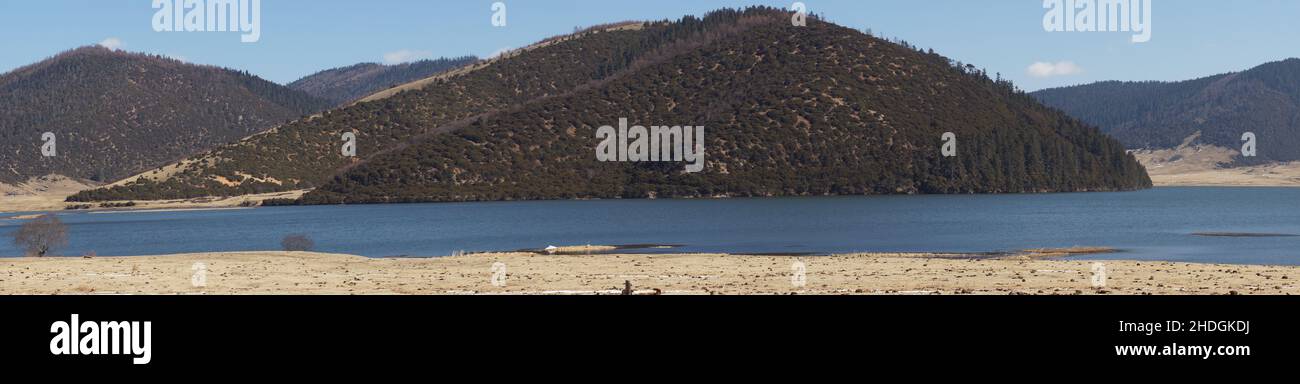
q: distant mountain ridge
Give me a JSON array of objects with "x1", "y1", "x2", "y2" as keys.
[
  {"x1": 1032, "y1": 58, "x2": 1300, "y2": 165},
  {"x1": 72, "y1": 7, "x2": 1149, "y2": 203},
  {"x1": 0, "y1": 46, "x2": 331, "y2": 184},
  {"x1": 288, "y1": 56, "x2": 479, "y2": 105}
]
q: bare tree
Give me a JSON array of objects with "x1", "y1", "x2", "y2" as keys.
[
  {"x1": 281, "y1": 234, "x2": 314, "y2": 252},
  {"x1": 13, "y1": 214, "x2": 69, "y2": 257}
]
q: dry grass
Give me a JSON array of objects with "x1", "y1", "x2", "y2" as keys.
[{"x1": 1131, "y1": 138, "x2": 1300, "y2": 187}]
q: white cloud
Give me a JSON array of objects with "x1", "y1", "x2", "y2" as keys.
[
  {"x1": 382, "y1": 49, "x2": 433, "y2": 65},
  {"x1": 1027, "y1": 61, "x2": 1083, "y2": 78},
  {"x1": 98, "y1": 37, "x2": 124, "y2": 50}
]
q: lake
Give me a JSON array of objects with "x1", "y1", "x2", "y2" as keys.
[{"x1": 2, "y1": 187, "x2": 1299, "y2": 265}]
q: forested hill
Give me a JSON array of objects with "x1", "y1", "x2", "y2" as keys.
[
  {"x1": 288, "y1": 56, "x2": 479, "y2": 105},
  {"x1": 70, "y1": 18, "x2": 760, "y2": 201},
  {"x1": 1032, "y1": 58, "x2": 1300, "y2": 165},
  {"x1": 72, "y1": 7, "x2": 1149, "y2": 203},
  {"x1": 300, "y1": 7, "x2": 1150, "y2": 203},
  {"x1": 0, "y1": 46, "x2": 331, "y2": 184}
]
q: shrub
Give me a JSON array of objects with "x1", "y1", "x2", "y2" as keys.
[{"x1": 13, "y1": 214, "x2": 69, "y2": 257}]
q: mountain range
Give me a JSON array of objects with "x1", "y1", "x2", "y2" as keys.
[
  {"x1": 287, "y1": 56, "x2": 479, "y2": 105},
  {"x1": 0, "y1": 46, "x2": 331, "y2": 185},
  {"x1": 68, "y1": 7, "x2": 1150, "y2": 204},
  {"x1": 1032, "y1": 59, "x2": 1300, "y2": 166}
]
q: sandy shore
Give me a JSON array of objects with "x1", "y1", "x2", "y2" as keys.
[{"x1": 2, "y1": 251, "x2": 1295, "y2": 295}]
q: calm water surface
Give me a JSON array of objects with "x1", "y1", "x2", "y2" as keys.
[{"x1": 2, "y1": 187, "x2": 1299, "y2": 265}]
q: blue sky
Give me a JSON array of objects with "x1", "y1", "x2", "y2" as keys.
[{"x1": 1, "y1": 0, "x2": 1297, "y2": 91}]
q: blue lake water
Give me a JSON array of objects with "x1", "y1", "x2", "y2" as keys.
[{"x1": 2, "y1": 187, "x2": 1299, "y2": 265}]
